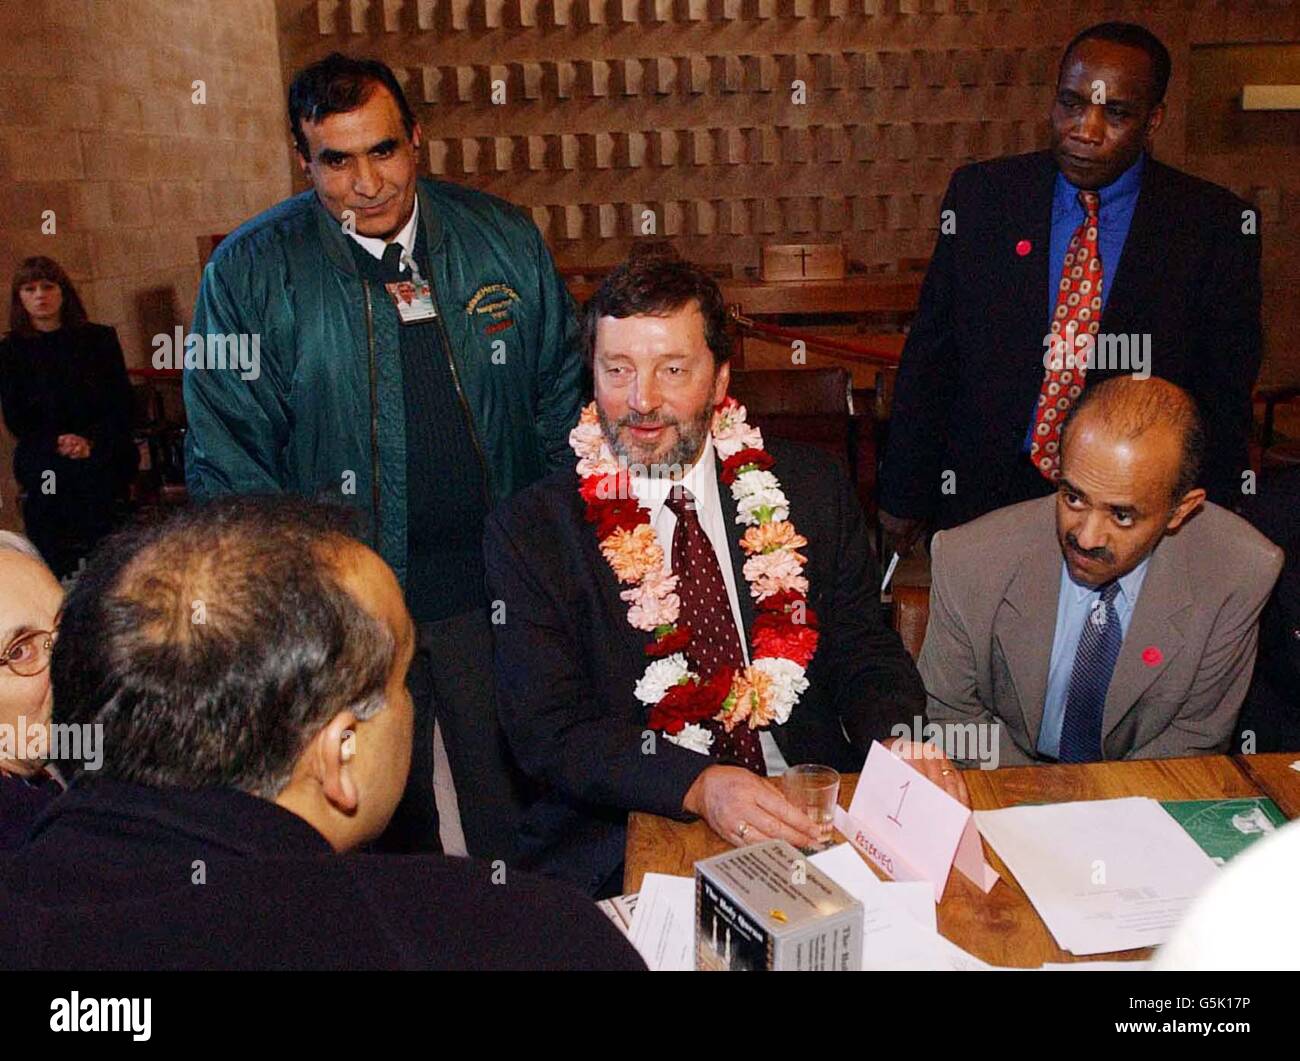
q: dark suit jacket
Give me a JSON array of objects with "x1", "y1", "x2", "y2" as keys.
[
  {"x1": 0, "y1": 322, "x2": 139, "y2": 495},
  {"x1": 0, "y1": 771, "x2": 61, "y2": 851},
  {"x1": 0, "y1": 779, "x2": 644, "y2": 971},
  {"x1": 880, "y1": 150, "x2": 1262, "y2": 530},
  {"x1": 484, "y1": 438, "x2": 926, "y2": 895},
  {"x1": 1237, "y1": 466, "x2": 1300, "y2": 752}
]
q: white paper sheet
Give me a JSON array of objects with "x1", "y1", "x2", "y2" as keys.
[
  {"x1": 975, "y1": 797, "x2": 1219, "y2": 956},
  {"x1": 595, "y1": 892, "x2": 639, "y2": 938},
  {"x1": 627, "y1": 873, "x2": 694, "y2": 971},
  {"x1": 810, "y1": 844, "x2": 1003, "y2": 970}
]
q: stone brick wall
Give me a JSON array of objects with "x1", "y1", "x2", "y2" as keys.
[{"x1": 0, "y1": 0, "x2": 291, "y2": 531}]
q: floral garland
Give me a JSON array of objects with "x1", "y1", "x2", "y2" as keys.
[{"x1": 569, "y1": 397, "x2": 819, "y2": 756}]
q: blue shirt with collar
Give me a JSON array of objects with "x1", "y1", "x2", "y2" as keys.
[
  {"x1": 1022, "y1": 152, "x2": 1147, "y2": 450},
  {"x1": 1036, "y1": 554, "x2": 1150, "y2": 759}
]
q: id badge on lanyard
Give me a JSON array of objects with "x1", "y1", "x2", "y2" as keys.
[{"x1": 384, "y1": 249, "x2": 437, "y2": 324}]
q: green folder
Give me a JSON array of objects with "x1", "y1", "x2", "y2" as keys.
[{"x1": 1160, "y1": 798, "x2": 1288, "y2": 865}]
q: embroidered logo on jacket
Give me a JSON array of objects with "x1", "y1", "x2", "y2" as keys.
[{"x1": 466, "y1": 284, "x2": 521, "y2": 335}]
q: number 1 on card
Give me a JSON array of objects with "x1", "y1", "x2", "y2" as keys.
[{"x1": 887, "y1": 781, "x2": 909, "y2": 827}]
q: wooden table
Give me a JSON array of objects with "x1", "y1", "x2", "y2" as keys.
[
  {"x1": 1233, "y1": 751, "x2": 1300, "y2": 818},
  {"x1": 625, "y1": 754, "x2": 1299, "y2": 968}
]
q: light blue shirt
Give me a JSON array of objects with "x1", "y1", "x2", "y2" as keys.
[
  {"x1": 1022, "y1": 153, "x2": 1146, "y2": 450},
  {"x1": 1037, "y1": 555, "x2": 1150, "y2": 759}
]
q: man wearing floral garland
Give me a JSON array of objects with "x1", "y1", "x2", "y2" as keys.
[{"x1": 485, "y1": 247, "x2": 957, "y2": 897}]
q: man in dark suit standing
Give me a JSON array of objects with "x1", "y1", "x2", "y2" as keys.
[
  {"x1": 1236, "y1": 466, "x2": 1300, "y2": 753},
  {"x1": 486, "y1": 249, "x2": 952, "y2": 898},
  {"x1": 879, "y1": 21, "x2": 1261, "y2": 550}
]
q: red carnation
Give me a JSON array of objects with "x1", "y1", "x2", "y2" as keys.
[
  {"x1": 648, "y1": 667, "x2": 734, "y2": 734},
  {"x1": 752, "y1": 618, "x2": 820, "y2": 668},
  {"x1": 720, "y1": 448, "x2": 775, "y2": 485},
  {"x1": 579, "y1": 473, "x2": 624, "y2": 506},
  {"x1": 593, "y1": 501, "x2": 645, "y2": 538},
  {"x1": 757, "y1": 589, "x2": 801, "y2": 613},
  {"x1": 756, "y1": 593, "x2": 819, "y2": 630},
  {"x1": 580, "y1": 473, "x2": 646, "y2": 538},
  {"x1": 645, "y1": 625, "x2": 692, "y2": 658}
]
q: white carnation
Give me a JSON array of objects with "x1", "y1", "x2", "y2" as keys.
[
  {"x1": 664, "y1": 723, "x2": 714, "y2": 755},
  {"x1": 712, "y1": 422, "x2": 763, "y2": 460},
  {"x1": 730, "y1": 469, "x2": 781, "y2": 499},
  {"x1": 751, "y1": 657, "x2": 808, "y2": 725},
  {"x1": 735, "y1": 486, "x2": 790, "y2": 525},
  {"x1": 633, "y1": 653, "x2": 691, "y2": 705}
]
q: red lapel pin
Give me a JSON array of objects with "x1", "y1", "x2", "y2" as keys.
[
  {"x1": 1015, "y1": 239, "x2": 1032, "y2": 257},
  {"x1": 1141, "y1": 646, "x2": 1163, "y2": 667}
]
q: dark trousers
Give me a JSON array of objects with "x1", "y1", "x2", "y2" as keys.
[
  {"x1": 22, "y1": 487, "x2": 122, "y2": 580},
  {"x1": 376, "y1": 606, "x2": 526, "y2": 864}
]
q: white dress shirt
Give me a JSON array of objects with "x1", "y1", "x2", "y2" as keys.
[
  {"x1": 348, "y1": 196, "x2": 420, "y2": 268},
  {"x1": 629, "y1": 435, "x2": 790, "y2": 775}
]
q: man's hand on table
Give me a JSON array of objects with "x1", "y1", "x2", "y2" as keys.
[
  {"x1": 682, "y1": 765, "x2": 821, "y2": 849},
  {"x1": 884, "y1": 737, "x2": 970, "y2": 807},
  {"x1": 878, "y1": 508, "x2": 925, "y2": 560},
  {"x1": 56, "y1": 433, "x2": 92, "y2": 460}
]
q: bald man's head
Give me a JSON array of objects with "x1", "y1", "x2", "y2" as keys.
[
  {"x1": 1062, "y1": 377, "x2": 1204, "y2": 504},
  {"x1": 51, "y1": 497, "x2": 408, "y2": 800},
  {"x1": 1056, "y1": 378, "x2": 1207, "y2": 587}
]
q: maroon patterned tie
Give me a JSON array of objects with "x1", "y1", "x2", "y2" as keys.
[{"x1": 665, "y1": 487, "x2": 766, "y2": 774}]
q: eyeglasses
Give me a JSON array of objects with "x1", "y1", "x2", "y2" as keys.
[{"x1": 0, "y1": 629, "x2": 57, "y2": 678}]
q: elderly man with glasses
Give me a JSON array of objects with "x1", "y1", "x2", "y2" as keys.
[{"x1": 0, "y1": 530, "x2": 65, "y2": 849}]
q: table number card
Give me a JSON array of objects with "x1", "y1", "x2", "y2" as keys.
[{"x1": 834, "y1": 741, "x2": 998, "y2": 902}]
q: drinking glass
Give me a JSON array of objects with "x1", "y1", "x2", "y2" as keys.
[{"x1": 782, "y1": 764, "x2": 840, "y2": 853}]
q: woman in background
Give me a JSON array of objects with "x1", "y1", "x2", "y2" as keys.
[{"x1": 0, "y1": 257, "x2": 137, "y2": 578}]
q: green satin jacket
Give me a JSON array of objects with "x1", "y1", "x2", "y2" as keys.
[{"x1": 183, "y1": 179, "x2": 583, "y2": 586}]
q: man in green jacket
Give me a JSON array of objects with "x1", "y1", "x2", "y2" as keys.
[{"x1": 184, "y1": 53, "x2": 582, "y2": 861}]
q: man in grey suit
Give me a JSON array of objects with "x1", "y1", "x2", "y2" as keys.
[{"x1": 921, "y1": 377, "x2": 1282, "y2": 766}]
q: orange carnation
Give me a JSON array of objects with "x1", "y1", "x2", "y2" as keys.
[
  {"x1": 740, "y1": 520, "x2": 808, "y2": 556},
  {"x1": 599, "y1": 524, "x2": 664, "y2": 583},
  {"x1": 718, "y1": 667, "x2": 775, "y2": 732}
]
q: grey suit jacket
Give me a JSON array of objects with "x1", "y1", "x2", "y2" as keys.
[{"x1": 920, "y1": 497, "x2": 1283, "y2": 765}]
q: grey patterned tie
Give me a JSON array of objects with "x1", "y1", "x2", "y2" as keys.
[{"x1": 1058, "y1": 580, "x2": 1123, "y2": 763}]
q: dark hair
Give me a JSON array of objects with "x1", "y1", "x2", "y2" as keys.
[
  {"x1": 1061, "y1": 377, "x2": 1204, "y2": 504},
  {"x1": 50, "y1": 496, "x2": 397, "y2": 797},
  {"x1": 8, "y1": 256, "x2": 89, "y2": 338},
  {"x1": 1059, "y1": 21, "x2": 1172, "y2": 104},
  {"x1": 288, "y1": 52, "x2": 418, "y2": 158},
  {"x1": 581, "y1": 243, "x2": 732, "y2": 368}
]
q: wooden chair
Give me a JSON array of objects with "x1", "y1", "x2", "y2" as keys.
[
  {"x1": 890, "y1": 583, "x2": 930, "y2": 663},
  {"x1": 1257, "y1": 384, "x2": 1300, "y2": 472},
  {"x1": 728, "y1": 368, "x2": 861, "y2": 492}
]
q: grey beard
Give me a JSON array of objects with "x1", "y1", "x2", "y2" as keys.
[{"x1": 598, "y1": 404, "x2": 713, "y2": 479}]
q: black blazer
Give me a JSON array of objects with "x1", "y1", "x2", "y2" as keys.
[
  {"x1": 1237, "y1": 466, "x2": 1300, "y2": 753},
  {"x1": 0, "y1": 779, "x2": 644, "y2": 971},
  {"x1": 0, "y1": 772, "x2": 60, "y2": 851},
  {"x1": 880, "y1": 150, "x2": 1262, "y2": 531},
  {"x1": 484, "y1": 438, "x2": 926, "y2": 895},
  {"x1": 0, "y1": 322, "x2": 138, "y2": 494}
]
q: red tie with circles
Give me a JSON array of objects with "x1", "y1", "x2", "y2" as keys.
[
  {"x1": 1031, "y1": 189, "x2": 1103, "y2": 480},
  {"x1": 665, "y1": 487, "x2": 766, "y2": 775}
]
